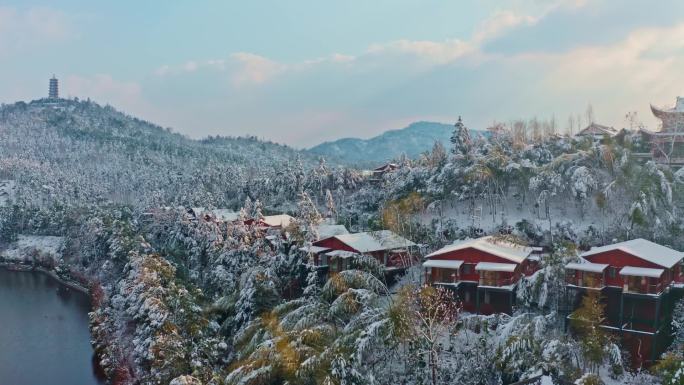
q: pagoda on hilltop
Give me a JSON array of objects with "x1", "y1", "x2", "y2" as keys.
[
  {"x1": 649, "y1": 97, "x2": 684, "y2": 165},
  {"x1": 49, "y1": 75, "x2": 59, "y2": 99}
]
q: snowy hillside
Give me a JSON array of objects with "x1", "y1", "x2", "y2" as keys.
[{"x1": 0, "y1": 99, "x2": 323, "y2": 209}]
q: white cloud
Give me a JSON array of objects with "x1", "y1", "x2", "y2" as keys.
[
  {"x1": 0, "y1": 6, "x2": 74, "y2": 54},
  {"x1": 141, "y1": 1, "x2": 684, "y2": 145},
  {"x1": 229, "y1": 52, "x2": 285, "y2": 86},
  {"x1": 473, "y1": 10, "x2": 538, "y2": 44},
  {"x1": 366, "y1": 39, "x2": 475, "y2": 65},
  {"x1": 537, "y1": 23, "x2": 684, "y2": 127}
]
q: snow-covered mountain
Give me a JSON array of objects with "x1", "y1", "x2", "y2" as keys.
[
  {"x1": 307, "y1": 121, "x2": 483, "y2": 166},
  {"x1": 0, "y1": 99, "x2": 320, "y2": 209}
]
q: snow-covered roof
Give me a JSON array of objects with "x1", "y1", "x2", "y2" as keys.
[
  {"x1": 299, "y1": 245, "x2": 331, "y2": 254},
  {"x1": 577, "y1": 123, "x2": 619, "y2": 137},
  {"x1": 652, "y1": 97, "x2": 684, "y2": 113},
  {"x1": 619, "y1": 266, "x2": 664, "y2": 278},
  {"x1": 326, "y1": 250, "x2": 360, "y2": 259},
  {"x1": 426, "y1": 236, "x2": 532, "y2": 264},
  {"x1": 211, "y1": 209, "x2": 239, "y2": 222},
  {"x1": 373, "y1": 163, "x2": 398, "y2": 172},
  {"x1": 423, "y1": 260, "x2": 464, "y2": 270},
  {"x1": 581, "y1": 238, "x2": 684, "y2": 268},
  {"x1": 262, "y1": 214, "x2": 295, "y2": 228},
  {"x1": 475, "y1": 262, "x2": 517, "y2": 272},
  {"x1": 315, "y1": 224, "x2": 349, "y2": 239},
  {"x1": 333, "y1": 230, "x2": 416, "y2": 253},
  {"x1": 565, "y1": 262, "x2": 609, "y2": 273}
]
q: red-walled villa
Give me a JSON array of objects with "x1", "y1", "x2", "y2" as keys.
[
  {"x1": 312, "y1": 230, "x2": 418, "y2": 274},
  {"x1": 422, "y1": 236, "x2": 538, "y2": 315},
  {"x1": 564, "y1": 238, "x2": 684, "y2": 366}
]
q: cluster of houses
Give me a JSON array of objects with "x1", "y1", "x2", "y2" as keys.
[
  {"x1": 187, "y1": 207, "x2": 419, "y2": 277},
  {"x1": 186, "y1": 202, "x2": 684, "y2": 365},
  {"x1": 423, "y1": 235, "x2": 684, "y2": 366}
]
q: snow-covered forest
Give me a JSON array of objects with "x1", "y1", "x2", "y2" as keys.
[{"x1": 1, "y1": 100, "x2": 684, "y2": 385}]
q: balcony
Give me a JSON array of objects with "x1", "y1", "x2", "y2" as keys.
[
  {"x1": 565, "y1": 274, "x2": 605, "y2": 289},
  {"x1": 619, "y1": 266, "x2": 665, "y2": 295},
  {"x1": 423, "y1": 259, "x2": 463, "y2": 286},
  {"x1": 475, "y1": 262, "x2": 518, "y2": 289},
  {"x1": 623, "y1": 281, "x2": 664, "y2": 295},
  {"x1": 564, "y1": 262, "x2": 608, "y2": 289},
  {"x1": 479, "y1": 276, "x2": 517, "y2": 287}
]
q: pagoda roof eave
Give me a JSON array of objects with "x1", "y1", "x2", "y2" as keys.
[{"x1": 651, "y1": 104, "x2": 684, "y2": 118}]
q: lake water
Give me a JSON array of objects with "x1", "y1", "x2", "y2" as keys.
[{"x1": 0, "y1": 268, "x2": 105, "y2": 385}]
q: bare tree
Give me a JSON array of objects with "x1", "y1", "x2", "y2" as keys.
[
  {"x1": 567, "y1": 115, "x2": 576, "y2": 136},
  {"x1": 585, "y1": 104, "x2": 595, "y2": 125}
]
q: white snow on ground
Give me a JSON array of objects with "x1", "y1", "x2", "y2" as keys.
[
  {"x1": 1, "y1": 235, "x2": 64, "y2": 261},
  {"x1": 420, "y1": 196, "x2": 616, "y2": 237},
  {"x1": 0, "y1": 179, "x2": 16, "y2": 207}
]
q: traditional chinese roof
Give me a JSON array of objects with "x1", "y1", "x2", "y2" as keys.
[
  {"x1": 373, "y1": 163, "x2": 399, "y2": 172},
  {"x1": 651, "y1": 97, "x2": 684, "y2": 114},
  {"x1": 651, "y1": 97, "x2": 684, "y2": 133},
  {"x1": 426, "y1": 236, "x2": 532, "y2": 264},
  {"x1": 576, "y1": 123, "x2": 619, "y2": 137},
  {"x1": 581, "y1": 238, "x2": 683, "y2": 268}
]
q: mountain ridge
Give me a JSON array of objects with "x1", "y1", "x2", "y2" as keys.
[{"x1": 307, "y1": 121, "x2": 469, "y2": 166}]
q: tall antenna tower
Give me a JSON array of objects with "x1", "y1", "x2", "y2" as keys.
[{"x1": 49, "y1": 75, "x2": 59, "y2": 99}]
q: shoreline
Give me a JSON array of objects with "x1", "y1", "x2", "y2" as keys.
[{"x1": 0, "y1": 262, "x2": 91, "y2": 295}]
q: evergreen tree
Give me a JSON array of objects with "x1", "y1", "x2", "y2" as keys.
[
  {"x1": 297, "y1": 191, "x2": 322, "y2": 242},
  {"x1": 450, "y1": 116, "x2": 472, "y2": 158},
  {"x1": 571, "y1": 288, "x2": 609, "y2": 373}
]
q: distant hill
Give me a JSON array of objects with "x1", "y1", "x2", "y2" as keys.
[{"x1": 308, "y1": 121, "x2": 480, "y2": 166}]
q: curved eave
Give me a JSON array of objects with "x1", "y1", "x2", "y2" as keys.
[
  {"x1": 651, "y1": 104, "x2": 669, "y2": 120},
  {"x1": 651, "y1": 104, "x2": 684, "y2": 119}
]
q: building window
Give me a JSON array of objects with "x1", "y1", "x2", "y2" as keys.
[
  {"x1": 464, "y1": 291, "x2": 470, "y2": 302},
  {"x1": 462, "y1": 264, "x2": 472, "y2": 274},
  {"x1": 608, "y1": 267, "x2": 616, "y2": 279}
]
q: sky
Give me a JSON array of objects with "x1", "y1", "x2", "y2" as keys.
[{"x1": 2, "y1": 1, "x2": 684, "y2": 147}]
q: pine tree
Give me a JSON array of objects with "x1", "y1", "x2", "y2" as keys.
[
  {"x1": 239, "y1": 197, "x2": 253, "y2": 222},
  {"x1": 571, "y1": 288, "x2": 609, "y2": 373},
  {"x1": 298, "y1": 191, "x2": 322, "y2": 242},
  {"x1": 325, "y1": 189, "x2": 337, "y2": 221},
  {"x1": 451, "y1": 116, "x2": 472, "y2": 158},
  {"x1": 252, "y1": 199, "x2": 264, "y2": 222}
]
